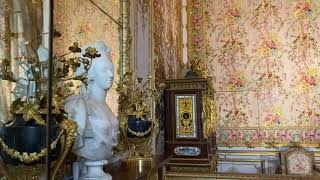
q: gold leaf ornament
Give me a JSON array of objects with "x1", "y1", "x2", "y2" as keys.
[
  {"x1": 83, "y1": 47, "x2": 101, "y2": 58},
  {"x1": 19, "y1": 103, "x2": 45, "y2": 125},
  {"x1": 68, "y1": 42, "x2": 82, "y2": 53}
]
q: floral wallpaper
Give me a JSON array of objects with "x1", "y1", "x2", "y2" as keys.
[
  {"x1": 203, "y1": 0, "x2": 320, "y2": 146},
  {"x1": 53, "y1": 0, "x2": 120, "y2": 115}
]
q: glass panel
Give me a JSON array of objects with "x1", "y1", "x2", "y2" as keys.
[
  {"x1": 0, "y1": 0, "x2": 127, "y2": 179},
  {"x1": 0, "y1": 0, "x2": 54, "y2": 179}
]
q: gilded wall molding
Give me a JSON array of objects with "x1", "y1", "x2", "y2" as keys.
[
  {"x1": 119, "y1": 0, "x2": 131, "y2": 80},
  {"x1": 118, "y1": 0, "x2": 131, "y2": 120},
  {"x1": 117, "y1": 0, "x2": 162, "y2": 158}
]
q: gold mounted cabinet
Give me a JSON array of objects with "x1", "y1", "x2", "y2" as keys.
[{"x1": 162, "y1": 78, "x2": 217, "y2": 172}]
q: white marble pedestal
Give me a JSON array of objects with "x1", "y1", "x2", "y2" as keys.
[{"x1": 79, "y1": 160, "x2": 111, "y2": 180}]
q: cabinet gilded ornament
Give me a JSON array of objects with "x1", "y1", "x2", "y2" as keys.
[{"x1": 163, "y1": 78, "x2": 216, "y2": 170}]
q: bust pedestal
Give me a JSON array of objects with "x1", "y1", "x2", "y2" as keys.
[{"x1": 79, "y1": 160, "x2": 111, "y2": 180}]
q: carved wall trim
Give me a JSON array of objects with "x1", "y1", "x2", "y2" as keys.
[
  {"x1": 119, "y1": 0, "x2": 131, "y2": 80},
  {"x1": 164, "y1": 78, "x2": 208, "y2": 90},
  {"x1": 118, "y1": 0, "x2": 131, "y2": 119}
]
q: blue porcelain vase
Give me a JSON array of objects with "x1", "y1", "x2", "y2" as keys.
[
  {"x1": 0, "y1": 114, "x2": 61, "y2": 165},
  {"x1": 127, "y1": 115, "x2": 152, "y2": 138}
]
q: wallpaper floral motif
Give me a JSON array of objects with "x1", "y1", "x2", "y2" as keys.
[
  {"x1": 204, "y1": 0, "x2": 320, "y2": 146},
  {"x1": 53, "y1": 0, "x2": 120, "y2": 115}
]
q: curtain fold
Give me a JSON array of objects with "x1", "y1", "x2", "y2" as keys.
[{"x1": 0, "y1": 0, "x2": 11, "y2": 125}]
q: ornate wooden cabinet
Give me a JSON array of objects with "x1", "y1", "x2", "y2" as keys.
[{"x1": 163, "y1": 78, "x2": 216, "y2": 171}]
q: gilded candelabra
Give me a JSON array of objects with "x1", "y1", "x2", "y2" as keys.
[{"x1": 117, "y1": 71, "x2": 164, "y2": 159}]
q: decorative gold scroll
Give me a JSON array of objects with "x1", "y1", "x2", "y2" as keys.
[
  {"x1": 176, "y1": 95, "x2": 197, "y2": 138},
  {"x1": 202, "y1": 78, "x2": 217, "y2": 138},
  {"x1": 202, "y1": 93, "x2": 216, "y2": 139}
]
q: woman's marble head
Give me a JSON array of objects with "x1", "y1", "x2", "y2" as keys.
[{"x1": 77, "y1": 41, "x2": 114, "y2": 91}]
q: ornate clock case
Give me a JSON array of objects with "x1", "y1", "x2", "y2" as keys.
[{"x1": 163, "y1": 78, "x2": 216, "y2": 171}]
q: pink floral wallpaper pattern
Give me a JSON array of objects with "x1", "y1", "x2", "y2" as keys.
[{"x1": 203, "y1": 0, "x2": 320, "y2": 146}]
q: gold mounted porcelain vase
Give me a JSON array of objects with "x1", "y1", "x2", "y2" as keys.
[{"x1": 0, "y1": 118, "x2": 77, "y2": 180}]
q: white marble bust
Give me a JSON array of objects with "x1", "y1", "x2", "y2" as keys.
[{"x1": 64, "y1": 41, "x2": 119, "y2": 180}]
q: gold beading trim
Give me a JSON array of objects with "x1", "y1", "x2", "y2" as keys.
[
  {"x1": 0, "y1": 132, "x2": 61, "y2": 163},
  {"x1": 127, "y1": 123, "x2": 152, "y2": 137},
  {"x1": 168, "y1": 166, "x2": 211, "y2": 173},
  {"x1": 133, "y1": 0, "x2": 138, "y2": 84},
  {"x1": 121, "y1": 119, "x2": 158, "y2": 159},
  {"x1": 0, "y1": 120, "x2": 77, "y2": 180},
  {"x1": 164, "y1": 78, "x2": 208, "y2": 90}
]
